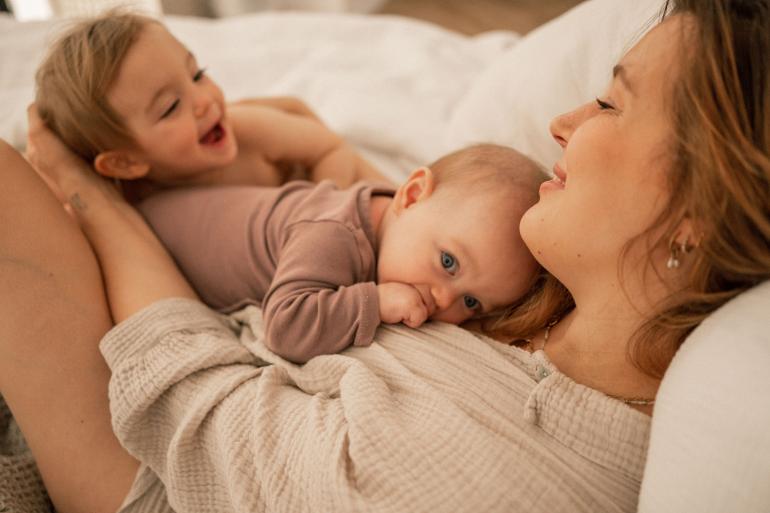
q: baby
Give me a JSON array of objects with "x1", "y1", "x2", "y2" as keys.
[
  {"x1": 34, "y1": 10, "x2": 386, "y2": 197},
  {"x1": 139, "y1": 144, "x2": 546, "y2": 362},
  {"x1": 34, "y1": 11, "x2": 546, "y2": 363}
]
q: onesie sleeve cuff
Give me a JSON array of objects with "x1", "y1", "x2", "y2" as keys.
[{"x1": 353, "y1": 281, "x2": 380, "y2": 347}]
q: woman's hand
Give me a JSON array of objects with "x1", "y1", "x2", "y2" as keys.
[{"x1": 25, "y1": 104, "x2": 122, "y2": 207}]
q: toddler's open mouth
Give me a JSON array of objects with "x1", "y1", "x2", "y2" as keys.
[{"x1": 200, "y1": 123, "x2": 225, "y2": 145}]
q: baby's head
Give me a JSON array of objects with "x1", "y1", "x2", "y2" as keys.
[
  {"x1": 377, "y1": 144, "x2": 548, "y2": 324},
  {"x1": 35, "y1": 10, "x2": 236, "y2": 183}
]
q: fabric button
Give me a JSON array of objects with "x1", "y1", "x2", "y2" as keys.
[{"x1": 535, "y1": 364, "x2": 550, "y2": 380}]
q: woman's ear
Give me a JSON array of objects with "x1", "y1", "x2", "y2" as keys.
[
  {"x1": 672, "y1": 217, "x2": 703, "y2": 251},
  {"x1": 94, "y1": 151, "x2": 150, "y2": 180},
  {"x1": 393, "y1": 166, "x2": 435, "y2": 214}
]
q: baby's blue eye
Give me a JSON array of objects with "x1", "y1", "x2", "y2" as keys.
[
  {"x1": 463, "y1": 296, "x2": 480, "y2": 310},
  {"x1": 440, "y1": 251, "x2": 458, "y2": 274}
]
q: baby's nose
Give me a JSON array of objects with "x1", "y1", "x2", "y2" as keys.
[{"x1": 431, "y1": 286, "x2": 457, "y2": 311}]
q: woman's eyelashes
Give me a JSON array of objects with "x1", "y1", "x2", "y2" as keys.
[
  {"x1": 440, "y1": 251, "x2": 458, "y2": 274},
  {"x1": 595, "y1": 97, "x2": 615, "y2": 111},
  {"x1": 193, "y1": 67, "x2": 207, "y2": 82}
]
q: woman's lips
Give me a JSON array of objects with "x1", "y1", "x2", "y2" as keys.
[
  {"x1": 539, "y1": 163, "x2": 567, "y2": 193},
  {"x1": 553, "y1": 163, "x2": 567, "y2": 184}
]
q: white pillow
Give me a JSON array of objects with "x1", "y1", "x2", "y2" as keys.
[
  {"x1": 640, "y1": 281, "x2": 770, "y2": 513},
  {"x1": 446, "y1": 0, "x2": 664, "y2": 168}
]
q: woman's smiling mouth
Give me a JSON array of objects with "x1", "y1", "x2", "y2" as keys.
[{"x1": 540, "y1": 163, "x2": 567, "y2": 193}]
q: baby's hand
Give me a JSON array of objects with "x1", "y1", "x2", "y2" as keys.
[{"x1": 377, "y1": 282, "x2": 430, "y2": 328}]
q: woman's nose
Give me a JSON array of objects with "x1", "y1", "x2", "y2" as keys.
[{"x1": 549, "y1": 102, "x2": 593, "y2": 148}]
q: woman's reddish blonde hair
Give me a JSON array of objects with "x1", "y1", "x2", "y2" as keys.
[{"x1": 488, "y1": 0, "x2": 770, "y2": 379}]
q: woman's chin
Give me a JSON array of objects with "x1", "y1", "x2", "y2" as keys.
[{"x1": 519, "y1": 203, "x2": 547, "y2": 254}]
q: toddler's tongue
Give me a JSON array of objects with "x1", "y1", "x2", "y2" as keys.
[{"x1": 200, "y1": 124, "x2": 223, "y2": 145}]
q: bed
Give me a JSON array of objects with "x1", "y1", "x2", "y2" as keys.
[{"x1": 1, "y1": 0, "x2": 769, "y2": 511}]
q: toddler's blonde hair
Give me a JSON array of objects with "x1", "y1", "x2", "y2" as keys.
[{"x1": 35, "y1": 10, "x2": 158, "y2": 162}]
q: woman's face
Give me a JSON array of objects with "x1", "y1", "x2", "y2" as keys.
[{"x1": 520, "y1": 16, "x2": 684, "y2": 294}]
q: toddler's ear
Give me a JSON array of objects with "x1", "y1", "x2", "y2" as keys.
[
  {"x1": 393, "y1": 166, "x2": 435, "y2": 213},
  {"x1": 94, "y1": 150, "x2": 150, "y2": 180}
]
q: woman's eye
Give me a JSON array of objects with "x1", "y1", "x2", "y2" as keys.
[
  {"x1": 440, "y1": 251, "x2": 458, "y2": 274},
  {"x1": 160, "y1": 99, "x2": 180, "y2": 119},
  {"x1": 193, "y1": 67, "x2": 207, "y2": 82},
  {"x1": 463, "y1": 295, "x2": 480, "y2": 310},
  {"x1": 595, "y1": 97, "x2": 614, "y2": 110}
]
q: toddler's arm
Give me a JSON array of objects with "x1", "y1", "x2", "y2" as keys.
[
  {"x1": 228, "y1": 102, "x2": 391, "y2": 188},
  {"x1": 232, "y1": 96, "x2": 324, "y2": 124}
]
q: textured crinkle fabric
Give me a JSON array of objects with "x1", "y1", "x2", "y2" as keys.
[
  {"x1": 0, "y1": 296, "x2": 651, "y2": 512},
  {"x1": 0, "y1": 395, "x2": 52, "y2": 513},
  {"x1": 100, "y1": 298, "x2": 650, "y2": 513}
]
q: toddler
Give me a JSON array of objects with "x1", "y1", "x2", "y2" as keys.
[
  {"x1": 139, "y1": 144, "x2": 547, "y2": 362},
  {"x1": 34, "y1": 10, "x2": 386, "y2": 197}
]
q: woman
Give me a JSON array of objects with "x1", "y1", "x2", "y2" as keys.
[{"x1": 1, "y1": 1, "x2": 767, "y2": 512}]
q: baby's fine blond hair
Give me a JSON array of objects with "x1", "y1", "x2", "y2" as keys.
[
  {"x1": 429, "y1": 143, "x2": 548, "y2": 215},
  {"x1": 35, "y1": 10, "x2": 158, "y2": 162}
]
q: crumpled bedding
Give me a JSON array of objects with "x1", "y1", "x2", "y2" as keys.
[{"x1": 0, "y1": 11, "x2": 519, "y2": 182}]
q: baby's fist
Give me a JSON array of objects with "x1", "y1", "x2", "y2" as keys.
[{"x1": 377, "y1": 282, "x2": 429, "y2": 328}]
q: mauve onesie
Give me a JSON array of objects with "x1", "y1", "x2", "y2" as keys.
[{"x1": 138, "y1": 180, "x2": 395, "y2": 363}]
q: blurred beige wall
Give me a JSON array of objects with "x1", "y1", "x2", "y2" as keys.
[{"x1": 161, "y1": 0, "x2": 211, "y2": 15}]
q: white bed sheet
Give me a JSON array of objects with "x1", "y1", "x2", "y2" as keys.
[{"x1": 0, "y1": 12, "x2": 519, "y2": 182}]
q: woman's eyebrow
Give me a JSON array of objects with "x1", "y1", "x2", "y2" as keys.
[{"x1": 613, "y1": 64, "x2": 636, "y2": 96}]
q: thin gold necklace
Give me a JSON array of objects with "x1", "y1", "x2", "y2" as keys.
[{"x1": 523, "y1": 320, "x2": 656, "y2": 407}]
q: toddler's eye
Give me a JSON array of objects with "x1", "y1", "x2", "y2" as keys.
[
  {"x1": 193, "y1": 67, "x2": 207, "y2": 82},
  {"x1": 160, "y1": 99, "x2": 179, "y2": 119},
  {"x1": 463, "y1": 296, "x2": 480, "y2": 310},
  {"x1": 440, "y1": 251, "x2": 458, "y2": 274}
]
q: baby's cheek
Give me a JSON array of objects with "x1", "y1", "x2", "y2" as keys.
[{"x1": 431, "y1": 306, "x2": 470, "y2": 325}]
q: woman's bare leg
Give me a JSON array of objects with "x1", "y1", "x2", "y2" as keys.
[{"x1": 0, "y1": 141, "x2": 138, "y2": 513}]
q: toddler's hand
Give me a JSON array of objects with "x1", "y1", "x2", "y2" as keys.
[{"x1": 377, "y1": 282, "x2": 430, "y2": 328}]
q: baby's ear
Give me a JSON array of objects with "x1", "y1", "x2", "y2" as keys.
[
  {"x1": 393, "y1": 166, "x2": 435, "y2": 213},
  {"x1": 94, "y1": 150, "x2": 150, "y2": 180}
]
